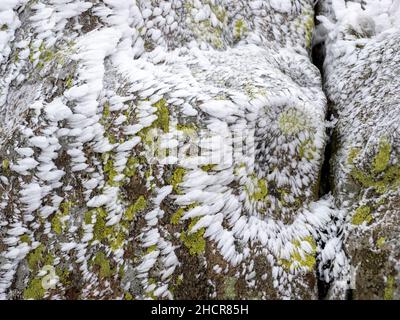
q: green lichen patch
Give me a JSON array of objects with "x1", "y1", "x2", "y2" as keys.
[
  {"x1": 372, "y1": 138, "x2": 391, "y2": 174},
  {"x1": 349, "y1": 138, "x2": 400, "y2": 194},
  {"x1": 180, "y1": 217, "x2": 206, "y2": 256},
  {"x1": 246, "y1": 175, "x2": 269, "y2": 203},
  {"x1": 200, "y1": 164, "x2": 217, "y2": 172},
  {"x1": 233, "y1": 19, "x2": 248, "y2": 40},
  {"x1": 278, "y1": 108, "x2": 308, "y2": 135},
  {"x1": 377, "y1": 237, "x2": 386, "y2": 248},
  {"x1": 50, "y1": 201, "x2": 73, "y2": 235},
  {"x1": 20, "y1": 234, "x2": 32, "y2": 245},
  {"x1": 280, "y1": 236, "x2": 317, "y2": 272},
  {"x1": 2, "y1": 159, "x2": 10, "y2": 170},
  {"x1": 352, "y1": 205, "x2": 372, "y2": 225},
  {"x1": 223, "y1": 277, "x2": 237, "y2": 299},
  {"x1": 169, "y1": 167, "x2": 186, "y2": 194},
  {"x1": 23, "y1": 278, "x2": 45, "y2": 300},
  {"x1": 27, "y1": 244, "x2": 45, "y2": 271},
  {"x1": 153, "y1": 99, "x2": 170, "y2": 133},
  {"x1": 93, "y1": 252, "x2": 112, "y2": 278},
  {"x1": 384, "y1": 276, "x2": 395, "y2": 300},
  {"x1": 299, "y1": 139, "x2": 316, "y2": 161},
  {"x1": 125, "y1": 195, "x2": 147, "y2": 221},
  {"x1": 171, "y1": 208, "x2": 185, "y2": 225},
  {"x1": 124, "y1": 156, "x2": 138, "y2": 177},
  {"x1": 304, "y1": 13, "x2": 315, "y2": 49}
]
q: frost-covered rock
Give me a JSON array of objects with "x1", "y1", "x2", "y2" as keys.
[
  {"x1": 0, "y1": 0, "x2": 331, "y2": 300},
  {"x1": 319, "y1": 0, "x2": 400, "y2": 300}
]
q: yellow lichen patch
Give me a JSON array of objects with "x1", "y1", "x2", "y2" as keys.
[
  {"x1": 170, "y1": 203, "x2": 198, "y2": 225},
  {"x1": 352, "y1": 205, "x2": 372, "y2": 225},
  {"x1": 153, "y1": 99, "x2": 170, "y2": 133},
  {"x1": 20, "y1": 234, "x2": 32, "y2": 245},
  {"x1": 125, "y1": 195, "x2": 147, "y2": 221},
  {"x1": 377, "y1": 237, "x2": 386, "y2": 248},
  {"x1": 23, "y1": 278, "x2": 45, "y2": 300},
  {"x1": 246, "y1": 175, "x2": 269, "y2": 203},
  {"x1": 372, "y1": 137, "x2": 391, "y2": 174},
  {"x1": 180, "y1": 217, "x2": 206, "y2": 256},
  {"x1": 304, "y1": 13, "x2": 315, "y2": 49},
  {"x1": 124, "y1": 156, "x2": 138, "y2": 177},
  {"x1": 243, "y1": 83, "x2": 267, "y2": 99},
  {"x1": 50, "y1": 201, "x2": 73, "y2": 235},
  {"x1": 200, "y1": 164, "x2": 217, "y2": 172},
  {"x1": 93, "y1": 252, "x2": 112, "y2": 278},
  {"x1": 347, "y1": 147, "x2": 361, "y2": 165},
  {"x1": 299, "y1": 139, "x2": 316, "y2": 161},
  {"x1": 2, "y1": 159, "x2": 9, "y2": 170},
  {"x1": 384, "y1": 276, "x2": 395, "y2": 300},
  {"x1": 27, "y1": 244, "x2": 45, "y2": 270},
  {"x1": 169, "y1": 167, "x2": 186, "y2": 194},
  {"x1": 233, "y1": 18, "x2": 248, "y2": 40},
  {"x1": 171, "y1": 208, "x2": 185, "y2": 225},
  {"x1": 278, "y1": 108, "x2": 308, "y2": 135},
  {"x1": 124, "y1": 292, "x2": 134, "y2": 300},
  {"x1": 280, "y1": 236, "x2": 317, "y2": 272},
  {"x1": 349, "y1": 138, "x2": 400, "y2": 194}
]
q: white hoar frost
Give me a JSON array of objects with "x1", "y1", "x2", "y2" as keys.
[{"x1": 0, "y1": 0, "x2": 365, "y2": 300}]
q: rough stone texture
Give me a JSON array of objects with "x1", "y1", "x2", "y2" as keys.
[
  {"x1": 320, "y1": 0, "x2": 400, "y2": 300},
  {"x1": 0, "y1": 0, "x2": 398, "y2": 300}
]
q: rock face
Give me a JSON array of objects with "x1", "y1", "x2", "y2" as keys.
[
  {"x1": 0, "y1": 0, "x2": 398, "y2": 300},
  {"x1": 319, "y1": 0, "x2": 400, "y2": 300}
]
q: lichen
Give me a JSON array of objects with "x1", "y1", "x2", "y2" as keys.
[
  {"x1": 171, "y1": 208, "x2": 184, "y2": 225},
  {"x1": 280, "y1": 236, "x2": 317, "y2": 272},
  {"x1": 278, "y1": 108, "x2": 308, "y2": 135},
  {"x1": 384, "y1": 276, "x2": 395, "y2": 300},
  {"x1": 93, "y1": 252, "x2": 112, "y2": 278},
  {"x1": 304, "y1": 13, "x2": 315, "y2": 49},
  {"x1": 180, "y1": 217, "x2": 206, "y2": 256},
  {"x1": 299, "y1": 139, "x2": 316, "y2": 160},
  {"x1": 349, "y1": 138, "x2": 400, "y2": 194},
  {"x1": 27, "y1": 244, "x2": 45, "y2": 270},
  {"x1": 153, "y1": 99, "x2": 170, "y2": 133},
  {"x1": 372, "y1": 137, "x2": 391, "y2": 174},
  {"x1": 233, "y1": 19, "x2": 248, "y2": 40},
  {"x1": 125, "y1": 196, "x2": 147, "y2": 221},
  {"x1": 246, "y1": 175, "x2": 269, "y2": 203},
  {"x1": 2, "y1": 159, "x2": 9, "y2": 170},
  {"x1": 170, "y1": 167, "x2": 186, "y2": 194},
  {"x1": 377, "y1": 237, "x2": 385, "y2": 248},
  {"x1": 223, "y1": 277, "x2": 237, "y2": 299},
  {"x1": 23, "y1": 278, "x2": 45, "y2": 300},
  {"x1": 351, "y1": 205, "x2": 372, "y2": 225},
  {"x1": 200, "y1": 164, "x2": 216, "y2": 172},
  {"x1": 20, "y1": 234, "x2": 31, "y2": 245}
]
